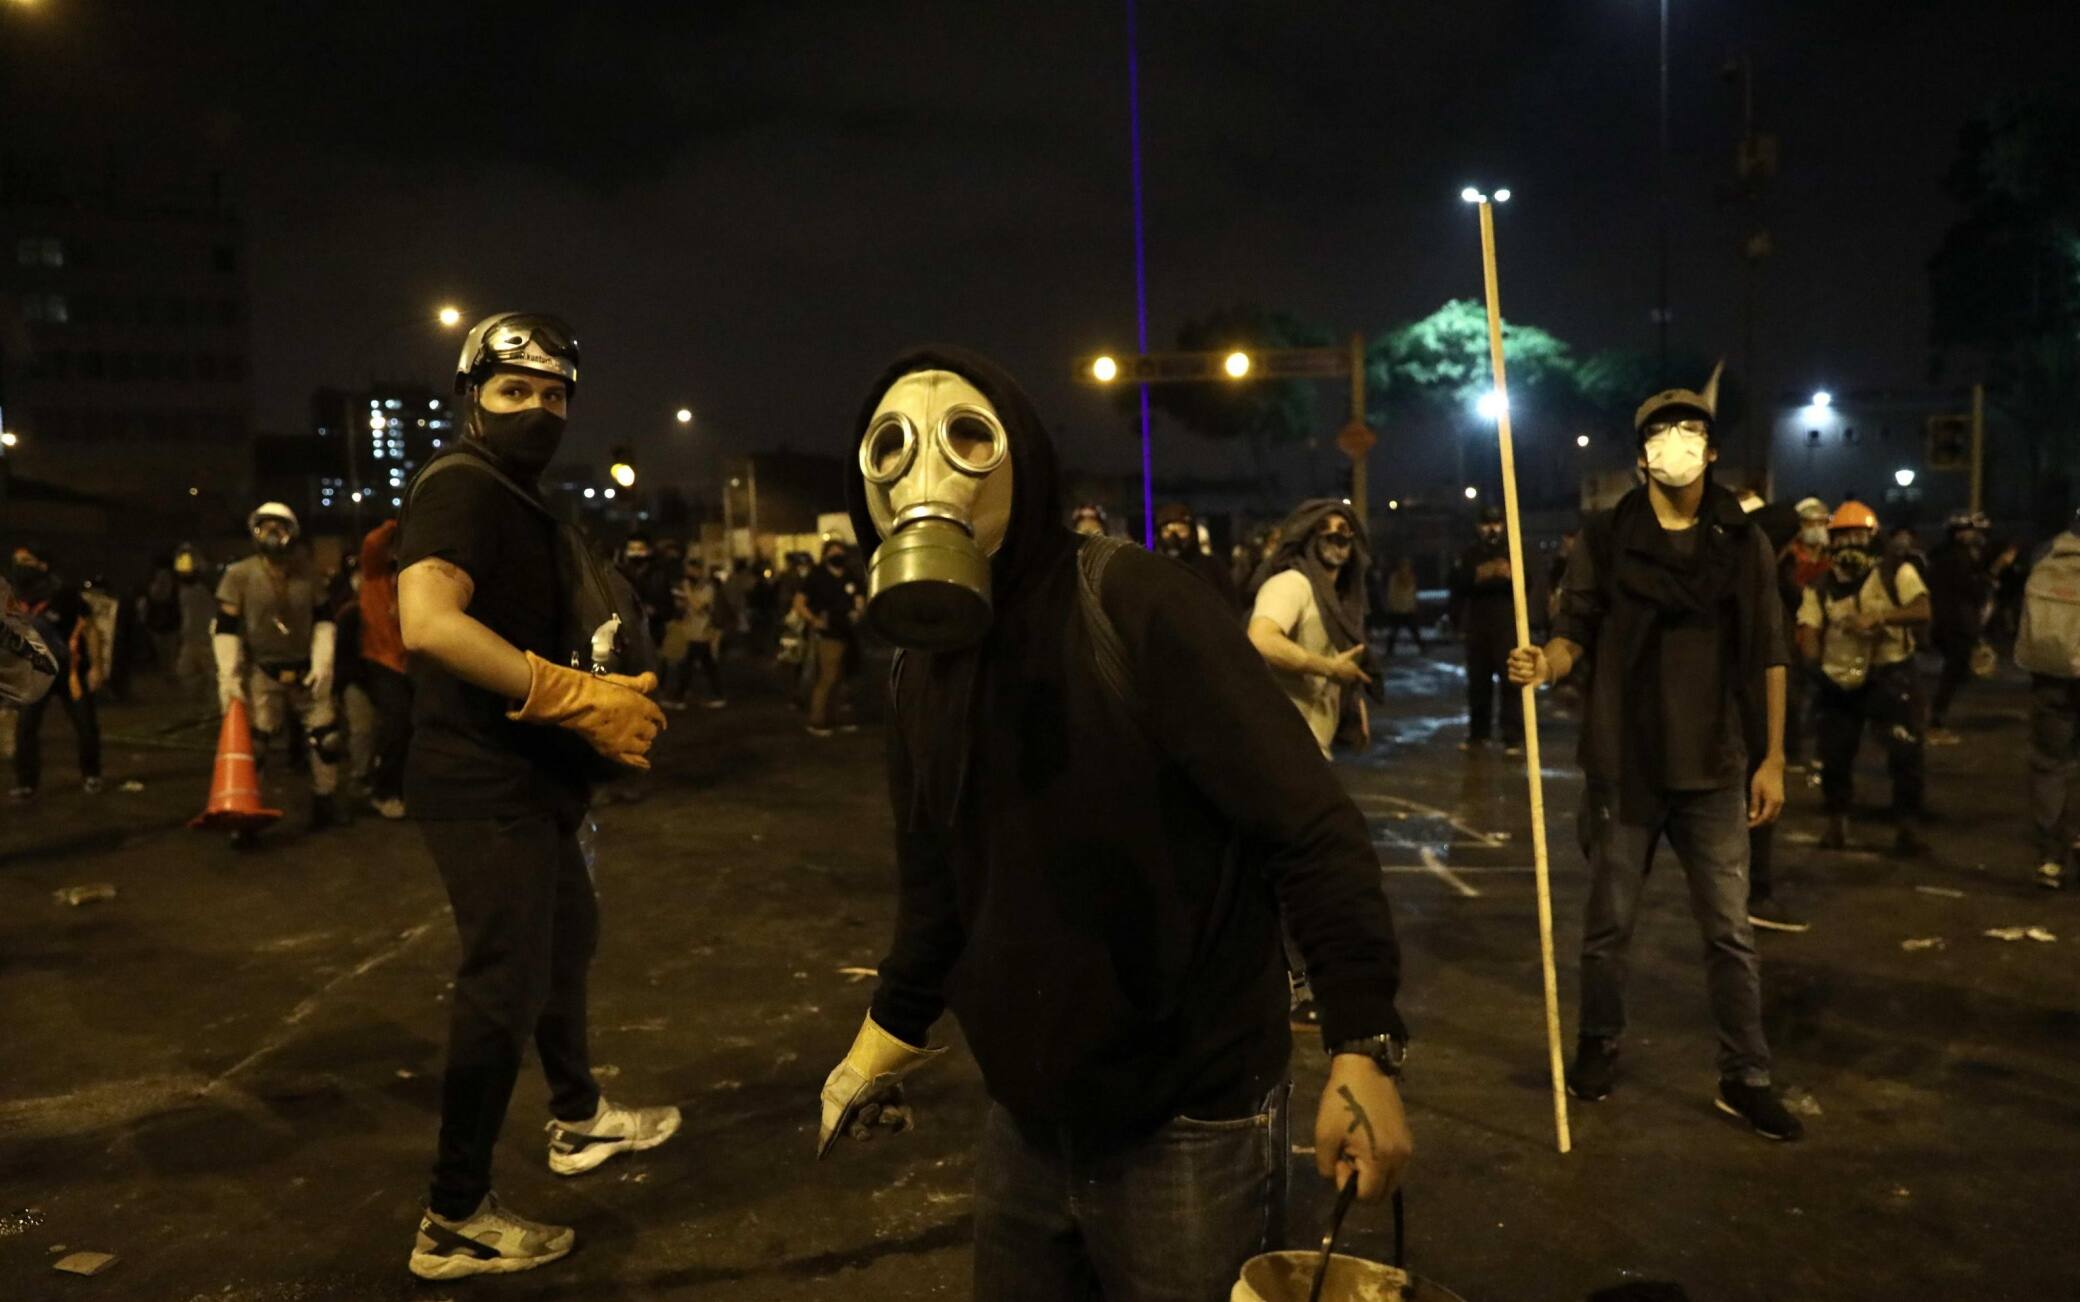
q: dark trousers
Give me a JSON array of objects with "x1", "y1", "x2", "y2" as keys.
[
  {"x1": 13, "y1": 688, "x2": 101, "y2": 791},
  {"x1": 1816, "y1": 662, "x2": 1925, "y2": 817},
  {"x1": 1579, "y1": 782, "x2": 1771, "y2": 1084},
  {"x1": 1465, "y1": 630, "x2": 1522, "y2": 743},
  {"x1": 1783, "y1": 665, "x2": 1810, "y2": 765},
  {"x1": 366, "y1": 664, "x2": 413, "y2": 802},
  {"x1": 1931, "y1": 631, "x2": 1975, "y2": 726},
  {"x1": 2027, "y1": 674, "x2": 2080, "y2": 864},
  {"x1": 1382, "y1": 612, "x2": 1425, "y2": 654},
  {"x1": 421, "y1": 811, "x2": 602, "y2": 1219},
  {"x1": 1747, "y1": 822, "x2": 1775, "y2": 907},
  {"x1": 672, "y1": 641, "x2": 724, "y2": 701},
  {"x1": 973, "y1": 1088, "x2": 1287, "y2": 1302}
]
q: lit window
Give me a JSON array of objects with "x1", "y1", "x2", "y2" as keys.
[{"x1": 384, "y1": 399, "x2": 402, "y2": 410}]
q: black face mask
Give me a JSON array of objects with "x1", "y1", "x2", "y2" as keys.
[
  {"x1": 474, "y1": 406, "x2": 566, "y2": 478},
  {"x1": 1158, "y1": 534, "x2": 1191, "y2": 557}
]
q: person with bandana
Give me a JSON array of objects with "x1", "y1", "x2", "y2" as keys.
[
  {"x1": 1247, "y1": 500, "x2": 1378, "y2": 756},
  {"x1": 7, "y1": 546, "x2": 106, "y2": 801},
  {"x1": 1453, "y1": 505, "x2": 1524, "y2": 752},
  {"x1": 395, "y1": 313, "x2": 677, "y2": 1280},
  {"x1": 1155, "y1": 502, "x2": 1241, "y2": 611},
  {"x1": 1508, "y1": 368, "x2": 1803, "y2": 1141},
  {"x1": 212, "y1": 506, "x2": 339, "y2": 834},
  {"x1": 818, "y1": 348, "x2": 1411, "y2": 1300},
  {"x1": 1797, "y1": 500, "x2": 1932, "y2": 856}
]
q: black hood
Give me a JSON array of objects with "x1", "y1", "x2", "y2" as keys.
[{"x1": 845, "y1": 345, "x2": 1070, "y2": 604}]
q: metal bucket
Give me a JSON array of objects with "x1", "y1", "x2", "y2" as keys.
[{"x1": 1231, "y1": 1249, "x2": 1412, "y2": 1301}]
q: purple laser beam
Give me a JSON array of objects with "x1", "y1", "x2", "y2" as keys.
[{"x1": 1126, "y1": 0, "x2": 1154, "y2": 547}]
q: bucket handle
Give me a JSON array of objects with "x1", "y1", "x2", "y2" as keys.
[{"x1": 1308, "y1": 1182, "x2": 1409, "y2": 1302}]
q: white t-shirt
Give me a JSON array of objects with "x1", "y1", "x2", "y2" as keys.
[
  {"x1": 1252, "y1": 569, "x2": 1340, "y2": 754},
  {"x1": 1798, "y1": 561, "x2": 1928, "y2": 670}
]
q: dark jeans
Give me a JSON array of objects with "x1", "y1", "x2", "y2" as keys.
[
  {"x1": 1465, "y1": 631, "x2": 1522, "y2": 743},
  {"x1": 2027, "y1": 674, "x2": 2080, "y2": 864},
  {"x1": 1579, "y1": 782, "x2": 1771, "y2": 1085},
  {"x1": 671, "y1": 641, "x2": 724, "y2": 702},
  {"x1": 1747, "y1": 822, "x2": 1775, "y2": 907},
  {"x1": 1931, "y1": 631, "x2": 1975, "y2": 726},
  {"x1": 421, "y1": 810, "x2": 602, "y2": 1219},
  {"x1": 1382, "y1": 613, "x2": 1425, "y2": 655},
  {"x1": 366, "y1": 664, "x2": 413, "y2": 802},
  {"x1": 1815, "y1": 661, "x2": 1925, "y2": 817},
  {"x1": 1782, "y1": 664, "x2": 1810, "y2": 765},
  {"x1": 973, "y1": 1088, "x2": 1288, "y2": 1302},
  {"x1": 13, "y1": 688, "x2": 101, "y2": 790}
]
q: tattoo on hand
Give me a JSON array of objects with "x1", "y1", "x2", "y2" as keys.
[{"x1": 1338, "y1": 1084, "x2": 1377, "y2": 1153}]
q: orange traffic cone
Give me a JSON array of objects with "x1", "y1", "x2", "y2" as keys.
[{"x1": 189, "y1": 698, "x2": 283, "y2": 831}]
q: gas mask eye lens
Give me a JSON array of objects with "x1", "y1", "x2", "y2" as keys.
[
  {"x1": 940, "y1": 406, "x2": 1008, "y2": 475},
  {"x1": 860, "y1": 413, "x2": 918, "y2": 484}
]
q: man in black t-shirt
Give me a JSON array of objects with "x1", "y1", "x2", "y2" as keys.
[
  {"x1": 394, "y1": 313, "x2": 678, "y2": 1282},
  {"x1": 794, "y1": 538, "x2": 864, "y2": 736},
  {"x1": 7, "y1": 546, "x2": 105, "y2": 800}
]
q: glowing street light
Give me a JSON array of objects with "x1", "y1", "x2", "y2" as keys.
[
  {"x1": 1894, "y1": 468, "x2": 1916, "y2": 488},
  {"x1": 1475, "y1": 389, "x2": 1508, "y2": 422},
  {"x1": 674, "y1": 407, "x2": 693, "y2": 425},
  {"x1": 1576, "y1": 433, "x2": 1591, "y2": 448},
  {"x1": 583, "y1": 487, "x2": 597, "y2": 499},
  {"x1": 603, "y1": 487, "x2": 617, "y2": 500},
  {"x1": 0, "y1": 431, "x2": 18, "y2": 448},
  {"x1": 610, "y1": 462, "x2": 637, "y2": 489},
  {"x1": 1387, "y1": 499, "x2": 1401, "y2": 510},
  {"x1": 436, "y1": 305, "x2": 464, "y2": 328},
  {"x1": 1460, "y1": 185, "x2": 1513, "y2": 205},
  {"x1": 1464, "y1": 485, "x2": 1479, "y2": 500},
  {"x1": 1091, "y1": 355, "x2": 1119, "y2": 383},
  {"x1": 1223, "y1": 350, "x2": 1252, "y2": 379},
  {"x1": 1810, "y1": 390, "x2": 1833, "y2": 409}
]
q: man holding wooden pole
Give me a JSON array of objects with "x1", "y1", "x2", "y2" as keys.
[{"x1": 1507, "y1": 373, "x2": 1804, "y2": 1143}]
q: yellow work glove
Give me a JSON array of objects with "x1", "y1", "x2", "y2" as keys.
[
  {"x1": 817, "y1": 1014, "x2": 946, "y2": 1158},
  {"x1": 505, "y1": 651, "x2": 666, "y2": 769}
]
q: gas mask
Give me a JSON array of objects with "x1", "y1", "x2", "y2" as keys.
[
  {"x1": 858, "y1": 370, "x2": 1014, "y2": 650},
  {"x1": 472, "y1": 405, "x2": 566, "y2": 479},
  {"x1": 1158, "y1": 527, "x2": 1194, "y2": 558},
  {"x1": 1831, "y1": 533, "x2": 1875, "y2": 582},
  {"x1": 253, "y1": 520, "x2": 294, "y2": 557},
  {"x1": 1641, "y1": 426, "x2": 1710, "y2": 488}
]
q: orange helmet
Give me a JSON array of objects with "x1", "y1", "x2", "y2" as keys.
[{"x1": 1828, "y1": 501, "x2": 1879, "y2": 533}]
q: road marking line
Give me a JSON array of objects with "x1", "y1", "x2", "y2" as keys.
[
  {"x1": 1353, "y1": 793, "x2": 1506, "y2": 847},
  {"x1": 1384, "y1": 864, "x2": 1535, "y2": 875},
  {"x1": 1418, "y1": 846, "x2": 1482, "y2": 898}
]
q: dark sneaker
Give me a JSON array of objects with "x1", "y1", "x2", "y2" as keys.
[
  {"x1": 545, "y1": 1096, "x2": 682, "y2": 1176},
  {"x1": 1747, "y1": 898, "x2": 1811, "y2": 934},
  {"x1": 1566, "y1": 1037, "x2": 1618, "y2": 1101},
  {"x1": 1715, "y1": 1078, "x2": 1804, "y2": 1141},
  {"x1": 407, "y1": 1193, "x2": 573, "y2": 1280},
  {"x1": 1818, "y1": 815, "x2": 1847, "y2": 850},
  {"x1": 1893, "y1": 824, "x2": 1929, "y2": 857},
  {"x1": 308, "y1": 794, "x2": 338, "y2": 832},
  {"x1": 2037, "y1": 861, "x2": 2066, "y2": 891}
]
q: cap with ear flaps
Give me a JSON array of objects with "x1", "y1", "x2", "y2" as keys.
[{"x1": 1634, "y1": 361, "x2": 1724, "y2": 439}]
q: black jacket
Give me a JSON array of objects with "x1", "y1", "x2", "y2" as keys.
[{"x1": 848, "y1": 346, "x2": 1404, "y2": 1148}]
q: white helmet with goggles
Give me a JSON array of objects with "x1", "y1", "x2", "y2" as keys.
[{"x1": 454, "y1": 312, "x2": 580, "y2": 396}]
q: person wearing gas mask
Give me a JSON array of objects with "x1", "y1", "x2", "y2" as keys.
[
  {"x1": 1508, "y1": 369, "x2": 1802, "y2": 1141},
  {"x1": 7, "y1": 546, "x2": 106, "y2": 801},
  {"x1": 1068, "y1": 502, "x2": 1109, "y2": 537},
  {"x1": 1247, "y1": 500, "x2": 1378, "y2": 757},
  {"x1": 395, "y1": 313, "x2": 676, "y2": 1281},
  {"x1": 1156, "y1": 501, "x2": 1241, "y2": 611},
  {"x1": 1927, "y1": 510, "x2": 1994, "y2": 742},
  {"x1": 1452, "y1": 504, "x2": 1523, "y2": 752},
  {"x1": 211, "y1": 505, "x2": 338, "y2": 833},
  {"x1": 818, "y1": 347, "x2": 1411, "y2": 1300},
  {"x1": 1797, "y1": 500, "x2": 1932, "y2": 856}
]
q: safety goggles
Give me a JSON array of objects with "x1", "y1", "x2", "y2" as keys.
[
  {"x1": 1643, "y1": 418, "x2": 1709, "y2": 438},
  {"x1": 475, "y1": 314, "x2": 579, "y2": 384}
]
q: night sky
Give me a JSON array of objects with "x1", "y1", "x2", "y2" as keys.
[{"x1": 4, "y1": 0, "x2": 2069, "y2": 490}]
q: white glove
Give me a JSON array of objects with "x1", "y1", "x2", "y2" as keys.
[
  {"x1": 817, "y1": 1013, "x2": 945, "y2": 1158},
  {"x1": 213, "y1": 631, "x2": 245, "y2": 711},
  {"x1": 304, "y1": 620, "x2": 336, "y2": 698}
]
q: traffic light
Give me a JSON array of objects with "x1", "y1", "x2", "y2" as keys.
[
  {"x1": 608, "y1": 444, "x2": 637, "y2": 488},
  {"x1": 1926, "y1": 415, "x2": 1969, "y2": 472}
]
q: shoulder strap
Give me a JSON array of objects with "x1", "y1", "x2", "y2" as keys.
[
  {"x1": 404, "y1": 450, "x2": 556, "y2": 521},
  {"x1": 1076, "y1": 535, "x2": 1142, "y2": 723}
]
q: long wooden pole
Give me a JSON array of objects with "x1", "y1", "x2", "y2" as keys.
[{"x1": 1476, "y1": 200, "x2": 1572, "y2": 1155}]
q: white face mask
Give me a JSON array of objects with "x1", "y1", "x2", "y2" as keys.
[
  {"x1": 1800, "y1": 524, "x2": 1828, "y2": 547},
  {"x1": 1642, "y1": 429, "x2": 1709, "y2": 488}
]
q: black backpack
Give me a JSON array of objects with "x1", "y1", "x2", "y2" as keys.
[{"x1": 404, "y1": 451, "x2": 658, "y2": 712}]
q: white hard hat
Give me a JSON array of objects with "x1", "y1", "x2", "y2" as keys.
[{"x1": 248, "y1": 502, "x2": 301, "y2": 538}]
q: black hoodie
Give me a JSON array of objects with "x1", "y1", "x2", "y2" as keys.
[{"x1": 847, "y1": 346, "x2": 1405, "y2": 1148}]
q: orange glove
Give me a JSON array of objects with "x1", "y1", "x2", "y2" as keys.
[{"x1": 505, "y1": 651, "x2": 666, "y2": 769}]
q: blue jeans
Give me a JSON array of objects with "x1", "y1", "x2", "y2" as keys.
[
  {"x1": 973, "y1": 1086, "x2": 1288, "y2": 1302},
  {"x1": 1578, "y1": 783, "x2": 1772, "y2": 1085}
]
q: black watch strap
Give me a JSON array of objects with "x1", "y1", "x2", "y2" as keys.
[{"x1": 1326, "y1": 1033, "x2": 1407, "y2": 1077}]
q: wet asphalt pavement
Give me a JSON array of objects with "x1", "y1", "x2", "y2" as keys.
[{"x1": 1, "y1": 642, "x2": 2074, "y2": 1300}]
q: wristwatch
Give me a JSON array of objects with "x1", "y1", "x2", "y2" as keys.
[{"x1": 1326, "y1": 1033, "x2": 1408, "y2": 1079}]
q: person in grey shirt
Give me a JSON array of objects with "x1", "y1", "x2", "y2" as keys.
[{"x1": 215, "y1": 502, "x2": 340, "y2": 837}]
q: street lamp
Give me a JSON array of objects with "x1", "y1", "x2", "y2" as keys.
[
  {"x1": 675, "y1": 407, "x2": 694, "y2": 425},
  {"x1": 1464, "y1": 485, "x2": 1479, "y2": 500},
  {"x1": 0, "y1": 430, "x2": 17, "y2": 448},
  {"x1": 1894, "y1": 468, "x2": 1916, "y2": 488},
  {"x1": 1091, "y1": 355, "x2": 1119, "y2": 383},
  {"x1": 1460, "y1": 185, "x2": 1513, "y2": 205},
  {"x1": 1810, "y1": 390, "x2": 1833, "y2": 409},
  {"x1": 1223, "y1": 350, "x2": 1252, "y2": 379},
  {"x1": 436, "y1": 305, "x2": 464, "y2": 328},
  {"x1": 1388, "y1": 499, "x2": 1401, "y2": 510},
  {"x1": 1576, "y1": 433, "x2": 1591, "y2": 448},
  {"x1": 1475, "y1": 389, "x2": 1508, "y2": 422}
]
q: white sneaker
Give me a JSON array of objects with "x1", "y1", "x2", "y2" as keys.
[
  {"x1": 369, "y1": 796, "x2": 406, "y2": 820},
  {"x1": 2038, "y1": 861, "x2": 2066, "y2": 891},
  {"x1": 546, "y1": 1096, "x2": 682, "y2": 1176},
  {"x1": 407, "y1": 1193, "x2": 573, "y2": 1280}
]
